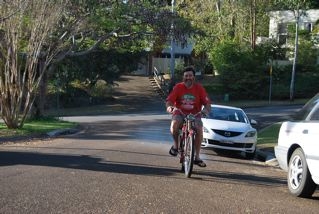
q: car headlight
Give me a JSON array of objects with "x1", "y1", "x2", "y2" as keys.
[
  {"x1": 245, "y1": 131, "x2": 256, "y2": 137},
  {"x1": 203, "y1": 126, "x2": 209, "y2": 133}
]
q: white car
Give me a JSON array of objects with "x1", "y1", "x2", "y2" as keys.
[
  {"x1": 201, "y1": 104, "x2": 257, "y2": 159},
  {"x1": 275, "y1": 93, "x2": 319, "y2": 198}
]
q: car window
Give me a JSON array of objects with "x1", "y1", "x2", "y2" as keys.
[
  {"x1": 292, "y1": 93, "x2": 319, "y2": 121},
  {"x1": 309, "y1": 105, "x2": 319, "y2": 121},
  {"x1": 210, "y1": 107, "x2": 248, "y2": 123}
]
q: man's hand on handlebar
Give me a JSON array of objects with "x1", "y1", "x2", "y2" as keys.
[
  {"x1": 201, "y1": 108, "x2": 209, "y2": 117},
  {"x1": 167, "y1": 107, "x2": 207, "y2": 118},
  {"x1": 166, "y1": 106, "x2": 174, "y2": 114}
]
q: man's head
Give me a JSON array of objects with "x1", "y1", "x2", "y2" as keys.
[{"x1": 183, "y1": 66, "x2": 195, "y2": 88}]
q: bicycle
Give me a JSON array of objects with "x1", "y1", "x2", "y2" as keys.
[{"x1": 173, "y1": 108, "x2": 204, "y2": 178}]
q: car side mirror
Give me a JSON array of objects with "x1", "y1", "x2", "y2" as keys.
[{"x1": 250, "y1": 119, "x2": 257, "y2": 125}]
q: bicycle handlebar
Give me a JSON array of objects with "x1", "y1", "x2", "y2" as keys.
[{"x1": 170, "y1": 107, "x2": 207, "y2": 118}]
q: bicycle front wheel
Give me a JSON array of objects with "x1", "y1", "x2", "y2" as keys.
[{"x1": 183, "y1": 133, "x2": 195, "y2": 178}]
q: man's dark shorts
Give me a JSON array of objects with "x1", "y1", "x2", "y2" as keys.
[{"x1": 171, "y1": 111, "x2": 203, "y2": 127}]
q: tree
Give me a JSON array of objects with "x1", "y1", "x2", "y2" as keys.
[
  {"x1": 272, "y1": 0, "x2": 312, "y2": 101},
  {"x1": 209, "y1": 41, "x2": 270, "y2": 99},
  {"x1": 46, "y1": 0, "x2": 194, "y2": 104},
  {"x1": 0, "y1": 0, "x2": 66, "y2": 128},
  {"x1": 0, "y1": 0, "x2": 193, "y2": 128},
  {"x1": 178, "y1": 0, "x2": 271, "y2": 57}
]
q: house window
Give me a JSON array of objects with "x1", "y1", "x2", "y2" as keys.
[
  {"x1": 303, "y1": 23, "x2": 313, "y2": 32},
  {"x1": 278, "y1": 34, "x2": 287, "y2": 45},
  {"x1": 278, "y1": 23, "x2": 288, "y2": 34},
  {"x1": 277, "y1": 23, "x2": 288, "y2": 45}
]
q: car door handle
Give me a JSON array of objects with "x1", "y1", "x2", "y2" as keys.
[{"x1": 303, "y1": 129, "x2": 308, "y2": 134}]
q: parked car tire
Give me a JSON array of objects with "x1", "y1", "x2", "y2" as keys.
[
  {"x1": 245, "y1": 149, "x2": 256, "y2": 159},
  {"x1": 287, "y1": 148, "x2": 317, "y2": 198}
]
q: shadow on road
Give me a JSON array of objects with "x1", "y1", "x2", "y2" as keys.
[
  {"x1": 194, "y1": 169, "x2": 286, "y2": 187},
  {"x1": 0, "y1": 151, "x2": 176, "y2": 176},
  {"x1": 1, "y1": 150, "x2": 287, "y2": 187}
]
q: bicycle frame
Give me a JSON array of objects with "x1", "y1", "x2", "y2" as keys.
[{"x1": 174, "y1": 109, "x2": 201, "y2": 178}]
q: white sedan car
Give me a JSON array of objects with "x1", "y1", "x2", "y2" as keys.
[
  {"x1": 275, "y1": 93, "x2": 319, "y2": 198},
  {"x1": 201, "y1": 104, "x2": 257, "y2": 159}
]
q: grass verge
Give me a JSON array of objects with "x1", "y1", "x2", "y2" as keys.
[
  {"x1": 0, "y1": 117, "x2": 77, "y2": 138},
  {"x1": 257, "y1": 122, "x2": 282, "y2": 149}
]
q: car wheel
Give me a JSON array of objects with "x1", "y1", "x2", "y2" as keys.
[{"x1": 287, "y1": 148, "x2": 317, "y2": 198}]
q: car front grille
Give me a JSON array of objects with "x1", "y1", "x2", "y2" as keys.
[
  {"x1": 207, "y1": 139, "x2": 253, "y2": 148},
  {"x1": 212, "y1": 129, "x2": 242, "y2": 137}
]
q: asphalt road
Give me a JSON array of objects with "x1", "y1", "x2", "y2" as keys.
[
  {"x1": 1, "y1": 116, "x2": 319, "y2": 213},
  {"x1": 244, "y1": 105, "x2": 302, "y2": 130},
  {"x1": 1, "y1": 75, "x2": 318, "y2": 213}
]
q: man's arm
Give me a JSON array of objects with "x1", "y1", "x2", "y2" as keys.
[
  {"x1": 200, "y1": 85, "x2": 211, "y2": 115},
  {"x1": 166, "y1": 101, "x2": 174, "y2": 113},
  {"x1": 166, "y1": 83, "x2": 178, "y2": 113},
  {"x1": 202, "y1": 103, "x2": 211, "y2": 115}
]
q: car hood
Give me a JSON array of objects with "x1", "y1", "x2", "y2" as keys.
[{"x1": 202, "y1": 118, "x2": 255, "y2": 132}]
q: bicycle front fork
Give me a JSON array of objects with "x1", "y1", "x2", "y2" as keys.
[{"x1": 178, "y1": 130, "x2": 185, "y2": 163}]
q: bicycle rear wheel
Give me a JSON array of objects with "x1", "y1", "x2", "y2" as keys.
[{"x1": 183, "y1": 134, "x2": 195, "y2": 178}]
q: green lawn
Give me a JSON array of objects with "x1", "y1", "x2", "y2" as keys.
[
  {"x1": 0, "y1": 117, "x2": 77, "y2": 138},
  {"x1": 257, "y1": 123, "x2": 282, "y2": 149}
]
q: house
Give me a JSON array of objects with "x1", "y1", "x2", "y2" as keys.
[
  {"x1": 268, "y1": 9, "x2": 319, "y2": 46},
  {"x1": 153, "y1": 39, "x2": 193, "y2": 76},
  {"x1": 267, "y1": 9, "x2": 319, "y2": 65},
  {"x1": 133, "y1": 39, "x2": 194, "y2": 76}
]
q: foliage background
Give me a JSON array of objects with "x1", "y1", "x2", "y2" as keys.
[{"x1": 1, "y1": 0, "x2": 319, "y2": 129}]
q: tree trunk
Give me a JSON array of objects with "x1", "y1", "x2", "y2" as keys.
[
  {"x1": 290, "y1": 14, "x2": 299, "y2": 101},
  {"x1": 250, "y1": 0, "x2": 256, "y2": 50},
  {"x1": 32, "y1": 59, "x2": 47, "y2": 119},
  {"x1": 0, "y1": 1, "x2": 65, "y2": 129}
]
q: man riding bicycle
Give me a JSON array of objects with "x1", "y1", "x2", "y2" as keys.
[{"x1": 166, "y1": 66, "x2": 211, "y2": 167}]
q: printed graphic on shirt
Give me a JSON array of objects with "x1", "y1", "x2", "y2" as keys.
[{"x1": 181, "y1": 93, "x2": 195, "y2": 110}]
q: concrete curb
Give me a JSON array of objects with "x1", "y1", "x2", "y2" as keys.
[
  {"x1": 46, "y1": 128, "x2": 79, "y2": 137},
  {"x1": 256, "y1": 148, "x2": 279, "y2": 167}
]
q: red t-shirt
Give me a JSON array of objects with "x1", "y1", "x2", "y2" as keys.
[{"x1": 166, "y1": 82, "x2": 210, "y2": 114}]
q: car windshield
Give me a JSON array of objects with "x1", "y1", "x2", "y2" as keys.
[
  {"x1": 209, "y1": 107, "x2": 249, "y2": 123},
  {"x1": 292, "y1": 93, "x2": 319, "y2": 121}
]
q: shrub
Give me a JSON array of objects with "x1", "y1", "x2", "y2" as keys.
[{"x1": 208, "y1": 41, "x2": 270, "y2": 100}]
